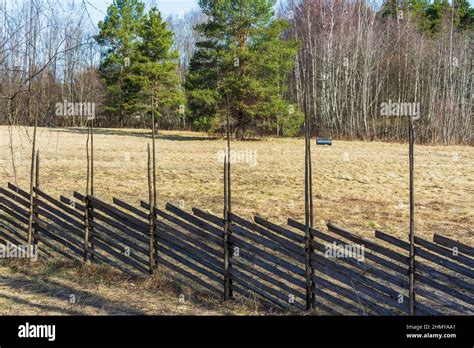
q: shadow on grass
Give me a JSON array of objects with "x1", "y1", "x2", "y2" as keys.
[
  {"x1": 0, "y1": 258, "x2": 292, "y2": 315},
  {"x1": 0, "y1": 292, "x2": 86, "y2": 315},
  {"x1": 55, "y1": 127, "x2": 267, "y2": 142},
  {"x1": 57, "y1": 127, "x2": 218, "y2": 142},
  {"x1": 155, "y1": 269, "x2": 289, "y2": 315},
  {"x1": 0, "y1": 271, "x2": 146, "y2": 315}
]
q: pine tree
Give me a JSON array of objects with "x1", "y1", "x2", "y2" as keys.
[
  {"x1": 381, "y1": 0, "x2": 474, "y2": 34},
  {"x1": 96, "y1": 0, "x2": 183, "y2": 127},
  {"x1": 186, "y1": 0, "x2": 301, "y2": 138},
  {"x1": 408, "y1": 0, "x2": 431, "y2": 33},
  {"x1": 455, "y1": 0, "x2": 474, "y2": 30},
  {"x1": 425, "y1": 0, "x2": 451, "y2": 34}
]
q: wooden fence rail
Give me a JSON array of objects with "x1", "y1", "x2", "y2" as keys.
[{"x1": 0, "y1": 183, "x2": 472, "y2": 315}]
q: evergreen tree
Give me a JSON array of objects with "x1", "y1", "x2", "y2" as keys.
[
  {"x1": 425, "y1": 0, "x2": 451, "y2": 34},
  {"x1": 96, "y1": 0, "x2": 183, "y2": 127},
  {"x1": 381, "y1": 0, "x2": 474, "y2": 34},
  {"x1": 455, "y1": 0, "x2": 474, "y2": 30},
  {"x1": 380, "y1": 0, "x2": 401, "y2": 17},
  {"x1": 186, "y1": 0, "x2": 301, "y2": 138},
  {"x1": 408, "y1": 0, "x2": 431, "y2": 32}
]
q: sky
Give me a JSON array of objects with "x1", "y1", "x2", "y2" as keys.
[
  {"x1": 86, "y1": 0, "x2": 199, "y2": 23},
  {"x1": 86, "y1": 0, "x2": 474, "y2": 26}
]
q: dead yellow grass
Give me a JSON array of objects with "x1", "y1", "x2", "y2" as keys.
[
  {"x1": 1, "y1": 126, "x2": 472, "y2": 245},
  {"x1": 0, "y1": 258, "x2": 284, "y2": 315},
  {"x1": 0, "y1": 126, "x2": 472, "y2": 315}
]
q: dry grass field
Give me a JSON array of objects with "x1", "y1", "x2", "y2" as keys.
[
  {"x1": 1, "y1": 126, "x2": 472, "y2": 244},
  {"x1": 0, "y1": 258, "x2": 275, "y2": 315},
  {"x1": 0, "y1": 126, "x2": 473, "y2": 315}
]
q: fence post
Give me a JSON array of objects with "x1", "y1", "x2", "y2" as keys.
[
  {"x1": 33, "y1": 150, "x2": 40, "y2": 246},
  {"x1": 304, "y1": 89, "x2": 315, "y2": 311},
  {"x1": 150, "y1": 89, "x2": 159, "y2": 271},
  {"x1": 223, "y1": 96, "x2": 233, "y2": 301},
  {"x1": 304, "y1": 132, "x2": 315, "y2": 310},
  {"x1": 223, "y1": 155, "x2": 233, "y2": 300},
  {"x1": 408, "y1": 114, "x2": 416, "y2": 315},
  {"x1": 83, "y1": 196, "x2": 90, "y2": 262},
  {"x1": 147, "y1": 144, "x2": 156, "y2": 274},
  {"x1": 82, "y1": 115, "x2": 96, "y2": 263},
  {"x1": 27, "y1": 120, "x2": 37, "y2": 245},
  {"x1": 89, "y1": 119, "x2": 95, "y2": 262}
]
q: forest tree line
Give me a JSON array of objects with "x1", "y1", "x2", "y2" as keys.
[{"x1": 0, "y1": 0, "x2": 472, "y2": 144}]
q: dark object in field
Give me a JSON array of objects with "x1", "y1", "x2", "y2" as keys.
[{"x1": 316, "y1": 138, "x2": 332, "y2": 146}]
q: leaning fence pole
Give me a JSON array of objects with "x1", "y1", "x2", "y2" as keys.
[
  {"x1": 147, "y1": 144, "x2": 156, "y2": 274},
  {"x1": 307, "y1": 105, "x2": 315, "y2": 307},
  {"x1": 90, "y1": 118, "x2": 94, "y2": 196},
  {"x1": 84, "y1": 128, "x2": 90, "y2": 262},
  {"x1": 226, "y1": 99, "x2": 232, "y2": 298},
  {"x1": 152, "y1": 85, "x2": 157, "y2": 211},
  {"x1": 83, "y1": 119, "x2": 94, "y2": 263},
  {"x1": 90, "y1": 117, "x2": 95, "y2": 260},
  {"x1": 27, "y1": 116, "x2": 38, "y2": 245},
  {"x1": 33, "y1": 150, "x2": 40, "y2": 245},
  {"x1": 303, "y1": 89, "x2": 315, "y2": 311},
  {"x1": 223, "y1": 96, "x2": 233, "y2": 300},
  {"x1": 408, "y1": 114, "x2": 416, "y2": 315},
  {"x1": 223, "y1": 154, "x2": 231, "y2": 300},
  {"x1": 151, "y1": 87, "x2": 158, "y2": 265}
]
